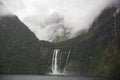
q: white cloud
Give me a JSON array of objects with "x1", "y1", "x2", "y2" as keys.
[
  {"x1": 1, "y1": 0, "x2": 118, "y2": 42},
  {"x1": 0, "y1": 1, "x2": 12, "y2": 16}
]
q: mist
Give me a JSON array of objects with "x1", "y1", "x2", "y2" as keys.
[
  {"x1": 1, "y1": 0, "x2": 118, "y2": 42},
  {"x1": 0, "y1": 1, "x2": 12, "y2": 16}
]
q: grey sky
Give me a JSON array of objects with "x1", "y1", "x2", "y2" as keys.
[{"x1": 1, "y1": 0, "x2": 118, "y2": 42}]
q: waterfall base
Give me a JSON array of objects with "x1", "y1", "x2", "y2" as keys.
[
  {"x1": 51, "y1": 49, "x2": 71, "y2": 75},
  {"x1": 48, "y1": 72, "x2": 67, "y2": 76}
]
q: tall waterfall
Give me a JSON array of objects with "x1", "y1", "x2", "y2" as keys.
[
  {"x1": 51, "y1": 49, "x2": 70, "y2": 74},
  {"x1": 52, "y1": 49, "x2": 60, "y2": 74},
  {"x1": 63, "y1": 50, "x2": 70, "y2": 73}
]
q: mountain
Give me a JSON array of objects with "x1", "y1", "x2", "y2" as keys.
[
  {"x1": 0, "y1": 15, "x2": 55, "y2": 74},
  {"x1": 55, "y1": 6, "x2": 120, "y2": 77},
  {"x1": 0, "y1": 1, "x2": 120, "y2": 77},
  {"x1": 0, "y1": 2, "x2": 54, "y2": 73}
]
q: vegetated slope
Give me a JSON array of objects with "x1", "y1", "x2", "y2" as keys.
[
  {"x1": 0, "y1": 15, "x2": 54, "y2": 73},
  {"x1": 0, "y1": 2, "x2": 119, "y2": 77},
  {"x1": 56, "y1": 6, "x2": 120, "y2": 77}
]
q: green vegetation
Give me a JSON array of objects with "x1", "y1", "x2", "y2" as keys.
[{"x1": 0, "y1": 7, "x2": 119, "y2": 77}]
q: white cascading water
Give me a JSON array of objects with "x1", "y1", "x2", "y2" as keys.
[
  {"x1": 63, "y1": 50, "x2": 70, "y2": 73},
  {"x1": 52, "y1": 49, "x2": 60, "y2": 74},
  {"x1": 51, "y1": 49, "x2": 70, "y2": 75}
]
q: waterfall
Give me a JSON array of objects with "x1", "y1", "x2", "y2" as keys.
[
  {"x1": 51, "y1": 49, "x2": 70, "y2": 74},
  {"x1": 63, "y1": 50, "x2": 70, "y2": 73},
  {"x1": 52, "y1": 49, "x2": 60, "y2": 74}
]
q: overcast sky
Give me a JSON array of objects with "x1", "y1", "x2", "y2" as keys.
[{"x1": 1, "y1": 0, "x2": 118, "y2": 42}]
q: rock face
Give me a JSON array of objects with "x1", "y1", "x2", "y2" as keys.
[
  {"x1": 56, "y1": 6, "x2": 120, "y2": 76},
  {"x1": 0, "y1": 2, "x2": 54, "y2": 74},
  {"x1": 0, "y1": 15, "x2": 53, "y2": 73},
  {"x1": 0, "y1": 1, "x2": 120, "y2": 77}
]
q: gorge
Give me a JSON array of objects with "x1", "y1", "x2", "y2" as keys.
[{"x1": 0, "y1": 1, "x2": 120, "y2": 77}]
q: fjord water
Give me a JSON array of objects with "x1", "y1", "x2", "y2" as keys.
[{"x1": 0, "y1": 75, "x2": 116, "y2": 80}]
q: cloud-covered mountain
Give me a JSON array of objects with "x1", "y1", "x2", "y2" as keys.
[
  {"x1": 56, "y1": 5, "x2": 120, "y2": 76},
  {"x1": 2, "y1": 0, "x2": 118, "y2": 42},
  {"x1": 0, "y1": 1, "x2": 53, "y2": 73},
  {"x1": 0, "y1": 0, "x2": 120, "y2": 77}
]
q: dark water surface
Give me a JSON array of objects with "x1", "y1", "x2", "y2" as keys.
[{"x1": 0, "y1": 75, "x2": 118, "y2": 80}]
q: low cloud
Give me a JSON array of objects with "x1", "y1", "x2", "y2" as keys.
[
  {"x1": 1, "y1": 0, "x2": 118, "y2": 42},
  {"x1": 0, "y1": 1, "x2": 12, "y2": 16}
]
